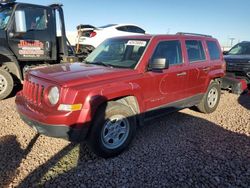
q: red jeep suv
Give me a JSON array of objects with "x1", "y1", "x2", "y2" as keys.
[{"x1": 16, "y1": 33, "x2": 225, "y2": 158}]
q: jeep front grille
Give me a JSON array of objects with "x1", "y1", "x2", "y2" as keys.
[{"x1": 23, "y1": 80, "x2": 44, "y2": 105}]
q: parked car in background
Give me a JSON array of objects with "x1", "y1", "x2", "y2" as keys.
[
  {"x1": 221, "y1": 41, "x2": 250, "y2": 94},
  {"x1": 75, "y1": 23, "x2": 146, "y2": 54},
  {"x1": 16, "y1": 33, "x2": 225, "y2": 158},
  {"x1": 223, "y1": 41, "x2": 250, "y2": 83}
]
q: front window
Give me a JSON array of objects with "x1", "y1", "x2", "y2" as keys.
[
  {"x1": 228, "y1": 43, "x2": 250, "y2": 55},
  {"x1": 151, "y1": 40, "x2": 183, "y2": 66},
  {"x1": 0, "y1": 5, "x2": 13, "y2": 30},
  {"x1": 85, "y1": 38, "x2": 149, "y2": 69},
  {"x1": 19, "y1": 7, "x2": 47, "y2": 31}
]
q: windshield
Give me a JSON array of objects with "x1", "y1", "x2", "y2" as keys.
[
  {"x1": 228, "y1": 42, "x2": 250, "y2": 55},
  {"x1": 0, "y1": 5, "x2": 13, "y2": 30},
  {"x1": 85, "y1": 38, "x2": 149, "y2": 69}
]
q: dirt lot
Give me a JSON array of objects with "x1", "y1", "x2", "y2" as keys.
[{"x1": 0, "y1": 92, "x2": 249, "y2": 188}]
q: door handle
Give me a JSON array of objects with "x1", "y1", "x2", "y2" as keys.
[
  {"x1": 46, "y1": 41, "x2": 50, "y2": 49},
  {"x1": 176, "y1": 72, "x2": 187, "y2": 76},
  {"x1": 202, "y1": 67, "x2": 210, "y2": 71}
]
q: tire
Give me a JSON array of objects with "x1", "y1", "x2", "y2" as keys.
[
  {"x1": 0, "y1": 68, "x2": 14, "y2": 100},
  {"x1": 87, "y1": 101, "x2": 136, "y2": 158},
  {"x1": 197, "y1": 81, "x2": 221, "y2": 114}
]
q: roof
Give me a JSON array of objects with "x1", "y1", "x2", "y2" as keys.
[{"x1": 112, "y1": 33, "x2": 217, "y2": 41}]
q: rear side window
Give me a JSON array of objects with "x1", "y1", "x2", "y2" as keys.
[
  {"x1": 206, "y1": 41, "x2": 220, "y2": 60},
  {"x1": 151, "y1": 40, "x2": 183, "y2": 65},
  {"x1": 126, "y1": 26, "x2": 145, "y2": 34},
  {"x1": 116, "y1": 26, "x2": 145, "y2": 34},
  {"x1": 116, "y1": 26, "x2": 127, "y2": 32},
  {"x1": 186, "y1": 40, "x2": 206, "y2": 62}
]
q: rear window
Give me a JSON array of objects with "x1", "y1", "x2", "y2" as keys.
[
  {"x1": 206, "y1": 41, "x2": 220, "y2": 60},
  {"x1": 99, "y1": 24, "x2": 117, "y2": 28},
  {"x1": 186, "y1": 40, "x2": 206, "y2": 62}
]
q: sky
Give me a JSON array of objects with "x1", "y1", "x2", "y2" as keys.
[{"x1": 22, "y1": 0, "x2": 249, "y2": 47}]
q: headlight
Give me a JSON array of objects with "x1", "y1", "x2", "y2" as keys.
[{"x1": 48, "y1": 86, "x2": 60, "y2": 105}]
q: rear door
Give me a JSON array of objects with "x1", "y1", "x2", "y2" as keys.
[
  {"x1": 185, "y1": 39, "x2": 210, "y2": 96},
  {"x1": 206, "y1": 40, "x2": 224, "y2": 73},
  {"x1": 8, "y1": 4, "x2": 54, "y2": 61}
]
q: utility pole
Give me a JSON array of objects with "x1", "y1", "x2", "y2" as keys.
[
  {"x1": 228, "y1": 38, "x2": 235, "y2": 47},
  {"x1": 166, "y1": 28, "x2": 170, "y2": 34}
]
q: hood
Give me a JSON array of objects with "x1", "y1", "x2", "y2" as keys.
[
  {"x1": 224, "y1": 55, "x2": 250, "y2": 63},
  {"x1": 29, "y1": 63, "x2": 136, "y2": 87}
]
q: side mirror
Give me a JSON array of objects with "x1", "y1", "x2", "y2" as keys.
[
  {"x1": 14, "y1": 10, "x2": 27, "y2": 33},
  {"x1": 149, "y1": 58, "x2": 169, "y2": 70},
  {"x1": 223, "y1": 51, "x2": 228, "y2": 55}
]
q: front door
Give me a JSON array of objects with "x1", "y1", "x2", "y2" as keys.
[
  {"x1": 143, "y1": 39, "x2": 189, "y2": 110},
  {"x1": 7, "y1": 4, "x2": 54, "y2": 61}
]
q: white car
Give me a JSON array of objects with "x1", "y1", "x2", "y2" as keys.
[{"x1": 76, "y1": 24, "x2": 146, "y2": 53}]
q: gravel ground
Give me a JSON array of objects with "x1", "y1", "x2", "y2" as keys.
[{"x1": 0, "y1": 92, "x2": 249, "y2": 188}]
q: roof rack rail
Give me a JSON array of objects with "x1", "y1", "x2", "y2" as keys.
[{"x1": 176, "y1": 32, "x2": 212, "y2": 38}]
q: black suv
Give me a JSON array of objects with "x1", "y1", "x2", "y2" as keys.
[{"x1": 224, "y1": 41, "x2": 250, "y2": 83}]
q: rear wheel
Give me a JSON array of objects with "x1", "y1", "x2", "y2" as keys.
[
  {"x1": 87, "y1": 101, "x2": 136, "y2": 158},
  {"x1": 0, "y1": 68, "x2": 14, "y2": 100},
  {"x1": 197, "y1": 81, "x2": 221, "y2": 113}
]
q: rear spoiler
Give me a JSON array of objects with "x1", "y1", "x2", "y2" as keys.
[{"x1": 77, "y1": 24, "x2": 97, "y2": 31}]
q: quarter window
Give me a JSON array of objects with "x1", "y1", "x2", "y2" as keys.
[
  {"x1": 186, "y1": 40, "x2": 206, "y2": 62},
  {"x1": 206, "y1": 41, "x2": 220, "y2": 60},
  {"x1": 151, "y1": 40, "x2": 183, "y2": 65}
]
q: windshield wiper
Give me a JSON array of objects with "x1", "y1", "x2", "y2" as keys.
[{"x1": 86, "y1": 61, "x2": 113, "y2": 68}]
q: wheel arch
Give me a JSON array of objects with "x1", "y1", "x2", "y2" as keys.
[
  {"x1": 0, "y1": 54, "x2": 22, "y2": 80},
  {"x1": 88, "y1": 94, "x2": 141, "y2": 117},
  {"x1": 84, "y1": 94, "x2": 142, "y2": 129},
  {"x1": 204, "y1": 76, "x2": 222, "y2": 92}
]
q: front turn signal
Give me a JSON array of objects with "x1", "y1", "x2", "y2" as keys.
[{"x1": 58, "y1": 104, "x2": 82, "y2": 112}]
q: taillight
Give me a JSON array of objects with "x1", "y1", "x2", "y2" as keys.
[
  {"x1": 222, "y1": 61, "x2": 226, "y2": 71},
  {"x1": 90, "y1": 31, "x2": 97, "y2": 38}
]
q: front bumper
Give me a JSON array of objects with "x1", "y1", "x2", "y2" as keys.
[
  {"x1": 16, "y1": 94, "x2": 90, "y2": 142},
  {"x1": 226, "y1": 63, "x2": 250, "y2": 82},
  {"x1": 19, "y1": 113, "x2": 89, "y2": 142}
]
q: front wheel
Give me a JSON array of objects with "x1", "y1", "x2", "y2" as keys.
[
  {"x1": 87, "y1": 101, "x2": 136, "y2": 158},
  {"x1": 0, "y1": 68, "x2": 14, "y2": 100},
  {"x1": 197, "y1": 81, "x2": 221, "y2": 114}
]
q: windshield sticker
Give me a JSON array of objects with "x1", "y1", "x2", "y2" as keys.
[
  {"x1": 126, "y1": 40, "x2": 146, "y2": 47},
  {"x1": 18, "y1": 40, "x2": 44, "y2": 57}
]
